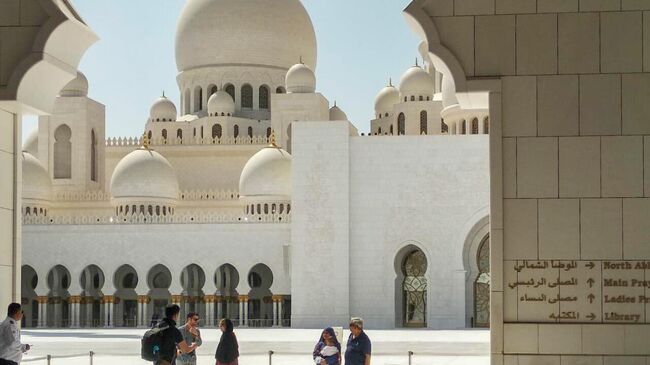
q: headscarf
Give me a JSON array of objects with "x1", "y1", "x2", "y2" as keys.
[
  {"x1": 216, "y1": 319, "x2": 239, "y2": 363},
  {"x1": 313, "y1": 327, "x2": 341, "y2": 358}
]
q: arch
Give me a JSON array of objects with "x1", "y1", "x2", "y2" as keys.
[
  {"x1": 420, "y1": 110, "x2": 428, "y2": 135},
  {"x1": 484, "y1": 117, "x2": 490, "y2": 134},
  {"x1": 394, "y1": 245, "x2": 428, "y2": 328},
  {"x1": 212, "y1": 124, "x2": 222, "y2": 139},
  {"x1": 241, "y1": 84, "x2": 253, "y2": 108},
  {"x1": 193, "y1": 86, "x2": 203, "y2": 112},
  {"x1": 90, "y1": 129, "x2": 97, "y2": 182},
  {"x1": 181, "y1": 264, "x2": 206, "y2": 315},
  {"x1": 471, "y1": 118, "x2": 479, "y2": 134},
  {"x1": 461, "y1": 214, "x2": 490, "y2": 328},
  {"x1": 79, "y1": 265, "x2": 104, "y2": 295},
  {"x1": 21, "y1": 266, "x2": 38, "y2": 328},
  {"x1": 215, "y1": 264, "x2": 240, "y2": 321},
  {"x1": 247, "y1": 264, "x2": 274, "y2": 327},
  {"x1": 461, "y1": 120, "x2": 467, "y2": 135},
  {"x1": 47, "y1": 265, "x2": 71, "y2": 327},
  {"x1": 53, "y1": 124, "x2": 72, "y2": 179},
  {"x1": 397, "y1": 113, "x2": 406, "y2": 135},
  {"x1": 225, "y1": 84, "x2": 235, "y2": 101},
  {"x1": 441, "y1": 121, "x2": 449, "y2": 134},
  {"x1": 208, "y1": 84, "x2": 218, "y2": 97},
  {"x1": 473, "y1": 236, "x2": 490, "y2": 328},
  {"x1": 378, "y1": 127, "x2": 382, "y2": 134},
  {"x1": 114, "y1": 264, "x2": 138, "y2": 290},
  {"x1": 234, "y1": 124, "x2": 239, "y2": 139},
  {"x1": 266, "y1": 127, "x2": 272, "y2": 138},
  {"x1": 259, "y1": 85, "x2": 270, "y2": 110},
  {"x1": 276, "y1": 86, "x2": 286, "y2": 94},
  {"x1": 80, "y1": 265, "x2": 104, "y2": 327},
  {"x1": 147, "y1": 264, "x2": 172, "y2": 290},
  {"x1": 147, "y1": 264, "x2": 172, "y2": 324},
  {"x1": 177, "y1": 129, "x2": 183, "y2": 140},
  {"x1": 161, "y1": 129, "x2": 167, "y2": 140}
]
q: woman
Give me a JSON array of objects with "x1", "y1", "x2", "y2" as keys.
[
  {"x1": 312, "y1": 327, "x2": 341, "y2": 365},
  {"x1": 215, "y1": 319, "x2": 239, "y2": 365}
]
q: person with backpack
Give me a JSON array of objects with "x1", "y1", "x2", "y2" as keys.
[{"x1": 142, "y1": 304, "x2": 197, "y2": 365}]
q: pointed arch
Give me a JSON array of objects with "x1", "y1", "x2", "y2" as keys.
[
  {"x1": 53, "y1": 124, "x2": 72, "y2": 179},
  {"x1": 241, "y1": 84, "x2": 253, "y2": 108}
]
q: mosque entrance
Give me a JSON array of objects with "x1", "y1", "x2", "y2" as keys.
[
  {"x1": 473, "y1": 235, "x2": 490, "y2": 328},
  {"x1": 395, "y1": 245, "x2": 428, "y2": 328}
]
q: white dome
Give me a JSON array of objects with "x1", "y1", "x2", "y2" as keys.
[
  {"x1": 399, "y1": 66, "x2": 435, "y2": 98},
  {"x1": 207, "y1": 91, "x2": 235, "y2": 116},
  {"x1": 374, "y1": 84, "x2": 399, "y2": 116},
  {"x1": 23, "y1": 128, "x2": 39, "y2": 156},
  {"x1": 240, "y1": 146, "x2": 291, "y2": 200},
  {"x1": 176, "y1": 0, "x2": 317, "y2": 73},
  {"x1": 60, "y1": 72, "x2": 88, "y2": 97},
  {"x1": 22, "y1": 152, "x2": 52, "y2": 202},
  {"x1": 329, "y1": 104, "x2": 348, "y2": 121},
  {"x1": 110, "y1": 149, "x2": 179, "y2": 204},
  {"x1": 286, "y1": 63, "x2": 316, "y2": 93},
  {"x1": 149, "y1": 96, "x2": 177, "y2": 122}
]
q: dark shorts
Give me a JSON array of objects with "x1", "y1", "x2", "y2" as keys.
[{"x1": 0, "y1": 359, "x2": 18, "y2": 365}]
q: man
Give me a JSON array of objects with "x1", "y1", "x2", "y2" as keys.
[
  {"x1": 155, "y1": 305, "x2": 196, "y2": 365},
  {"x1": 176, "y1": 312, "x2": 202, "y2": 365},
  {"x1": 344, "y1": 317, "x2": 371, "y2": 365},
  {"x1": 0, "y1": 303, "x2": 31, "y2": 365}
]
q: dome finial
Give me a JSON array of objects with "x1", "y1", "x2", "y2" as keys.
[
  {"x1": 269, "y1": 129, "x2": 279, "y2": 148},
  {"x1": 162, "y1": 90, "x2": 166, "y2": 98},
  {"x1": 334, "y1": 100, "x2": 337, "y2": 107},
  {"x1": 141, "y1": 132, "x2": 152, "y2": 150},
  {"x1": 415, "y1": 57, "x2": 419, "y2": 67},
  {"x1": 389, "y1": 77, "x2": 393, "y2": 87},
  {"x1": 300, "y1": 55, "x2": 304, "y2": 64}
]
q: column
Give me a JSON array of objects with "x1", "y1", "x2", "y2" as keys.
[
  {"x1": 203, "y1": 295, "x2": 215, "y2": 327},
  {"x1": 103, "y1": 296, "x2": 115, "y2": 328},
  {"x1": 277, "y1": 297, "x2": 284, "y2": 327},
  {"x1": 272, "y1": 296, "x2": 279, "y2": 327},
  {"x1": 69, "y1": 296, "x2": 81, "y2": 328},
  {"x1": 215, "y1": 296, "x2": 223, "y2": 324},
  {"x1": 137, "y1": 295, "x2": 150, "y2": 328},
  {"x1": 37, "y1": 296, "x2": 48, "y2": 328},
  {"x1": 85, "y1": 297, "x2": 93, "y2": 327},
  {"x1": 238, "y1": 296, "x2": 246, "y2": 327},
  {"x1": 53, "y1": 297, "x2": 62, "y2": 327}
]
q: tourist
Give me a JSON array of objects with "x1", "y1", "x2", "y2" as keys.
[
  {"x1": 0, "y1": 303, "x2": 31, "y2": 365},
  {"x1": 215, "y1": 319, "x2": 239, "y2": 365},
  {"x1": 177, "y1": 312, "x2": 202, "y2": 365},
  {"x1": 155, "y1": 305, "x2": 197, "y2": 365},
  {"x1": 313, "y1": 327, "x2": 341, "y2": 365},
  {"x1": 344, "y1": 318, "x2": 371, "y2": 365}
]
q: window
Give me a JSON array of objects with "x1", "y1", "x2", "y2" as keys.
[
  {"x1": 148, "y1": 130, "x2": 153, "y2": 140},
  {"x1": 378, "y1": 127, "x2": 382, "y2": 134},
  {"x1": 390, "y1": 125, "x2": 394, "y2": 135},
  {"x1": 212, "y1": 124, "x2": 222, "y2": 139},
  {"x1": 484, "y1": 117, "x2": 490, "y2": 134},
  {"x1": 397, "y1": 113, "x2": 406, "y2": 135},
  {"x1": 471, "y1": 118, "x2": 479, "y2": 134},
  {"x1": 410, "y1": 96, "x2": 415, "y2": 102},
  {"x1": 193, "y1": 86, "x2": 203, "y2": 112},
  {"x1": 209, "y1": 85, "x2": 218, "y2": 96},
  {"x1": 162, "y1": 129, "x2": 168, "y2": 140},
  {"x1": 266, "y1": 127, "x2": 272, "y2": 138},
  {"x1": 184, "y1": 89, "x2": 191, "y2": 115},
  {"x1": 420, "y1": 111, "x2": 428, "y2": 135},
  {"x1": 53, "y1": 124, "x2": 72, "y2": 179},
  {"x1": 225, "y1": 84, "x2": 235, "y2": 101},
  {"x1": 419, "y1": 96, "x2": 423, "y2": 101},
  {"x1": 90, "y1": 129, "x2": 97, "y2": 182},
  {"x1": 234, "y1": 125, "x2": 239, "y2": 138},
  {"x1": 177, "y1": 129, "x2": 183, "y2": 140},
  {"x1": 259, "y1": 85, "x2": 269, "y2": 109},
  {"x1": 241, "y1": 84, "x2": 253, "y2": 108},
  {"x1": 276, "y1": 86, "x2": 286, "y2": 94},
  {"x1": 248, "y1": 126, "x2": 253, "y2": 138}
]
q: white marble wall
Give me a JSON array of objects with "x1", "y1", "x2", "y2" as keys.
[{"x1": 0, "y1": 109, "x2": 19, "y2": 310}]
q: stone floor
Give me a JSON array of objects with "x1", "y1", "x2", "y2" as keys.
[{"x1": 20, "y1": 328, "x2": 489, "y2": 364}]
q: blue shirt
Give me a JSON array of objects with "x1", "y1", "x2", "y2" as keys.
[{"x1": 344, "y1": 331, "x2": 371, "y2": 365}]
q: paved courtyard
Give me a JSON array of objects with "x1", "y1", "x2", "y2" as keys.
[{"x1": 20, "y1": 328, "x2": 489, "y2": 365}]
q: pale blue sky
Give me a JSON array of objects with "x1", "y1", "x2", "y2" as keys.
[{"x1": 24, "y1": 0, "x2": 421, "y2": 138}]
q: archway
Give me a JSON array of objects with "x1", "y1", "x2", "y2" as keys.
[
  {"x1": 80, "y1": 265, "x2": 104, "y2": 327},
  {"x1": 247, "y1": 263, "x2": 274, "y2": 327},
  {"x1": 47, "y1": 265, "x2": 71, "y2": 327},
  {"x1": 394, "y1": 245, "x2": 428, "y2": 328},
  {"x1": 215, "y1": 264, "x2": 239, "y2": 324},
  {"x1": 21, "y1": 266, "x2": 38, "y2": 328},
  {"x1": 181, "y1": 264, "x2": 206, "y2": 317},
  {"x1": 114, "y1": 265, "x2": 138, "y2": 327},
  {"x1": 147, "y1": 264, "x2": 172, "y2": 325},
  {"x1": 473, "y1": 236, "x2": 490, "y2": 328}
]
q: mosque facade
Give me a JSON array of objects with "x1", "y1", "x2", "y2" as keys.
[{"x1": 19, "y1": 0, "x2": 489, "y2": 330}]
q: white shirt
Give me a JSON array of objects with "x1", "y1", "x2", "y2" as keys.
[{"x1": 0, "y1": 317, "x2": 28, "y2": 363}]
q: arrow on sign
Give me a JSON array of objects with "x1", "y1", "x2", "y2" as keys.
[
  {"x1": 587, "y1": 278, "x2": 595, "y2": 288},
  {"x1": 586, "y1": 262, "x2": 595, "y2": 270},
  {"x1": 586, "y1": 313, "x2": 596, "y2": 321},
  {"x1": 588, "y1": 294, "x2": 595, "y2": 303}
]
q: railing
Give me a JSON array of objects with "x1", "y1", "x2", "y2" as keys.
[
  {"x1": 53, "y1": 189, "x2": 240, "y2": 202},
  {"x1": 106, "y1": 135, "x2": 271, "y2": 148},
  {"x1": 23, "y1": 212, "x2": 291, "y2": 225}
]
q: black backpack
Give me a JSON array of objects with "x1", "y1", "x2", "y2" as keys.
[{"x1": 141, "y1": 322, "x2": 169, "y2": 361}]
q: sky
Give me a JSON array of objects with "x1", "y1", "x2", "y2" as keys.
[{"x1": 23, "y1": 0, "x2": 422, "y2": 139}]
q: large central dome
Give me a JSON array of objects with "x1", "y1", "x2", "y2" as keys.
[{"x1": 175, "y1": 0, "x2": 317, "y2": 73}]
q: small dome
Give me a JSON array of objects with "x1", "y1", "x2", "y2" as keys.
[
  {"x1": 399, "y1": 66, "x2": 435, "y2": 99},
  {"x1": 149, "y1": 96, "x2": 177, "y2": 122},
  {"x1": 240, "y1": 146, "x2": 291, "y2": 200},
  {"x1": 23, "y1": 128, "x2": 39, "y2": 156},
  {"x1": 374, "y1": 83, "x2": 399, "y2": 116},
  {"x1": 207, "y1": 91, "x2": 235, "y2": 116},
  {"x1": 329, "y1": 104, "x2": 348, "y2": 121},
  {"x1": 286, "y1": 63, "x2": 316, "y2": 93},
  {"x1": 60, "y1": 72, "x2": 89, "y2": 97},
  {"x1": 110, "y1": 149, "x2": 179, "y2": 204},
  {"x1": 22, "y1": 152, "x2": 52, "y2": 202}
]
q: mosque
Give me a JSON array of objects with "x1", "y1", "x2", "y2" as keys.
[{"x1": 19, "y1": 0, "x2": 490, "y2": 330}]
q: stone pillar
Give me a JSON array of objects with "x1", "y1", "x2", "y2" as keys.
[
  {"x1": 137, "y1": 295, "x2": 150, "y2": 328},
  {"x1": 215, "y1": 296, "x2": 223, "y2": 323},
  {"x1": 84, "y1": 297, "x2": 94, "y2": 327},
  {"x1": 272, "y1": 295, "x2": 280, "y2": 327},
  {"x1": 69, "y1": 296, "x2": 81, "y2": 328},
  {"x1": 204, "y1": 295, "x2": 215, "y2": 327},
  {"x1": 277, "y1": 297, "x2": 284, "y2": 327},
  {"x1": 238, "y1": 295, "x2": 247, "y2": 327},
  {"x1": 103, "y1": 296, "x2": 115, "y2": 328},
  {"x1": 52, "y1": 297, "x2": 62, "y2": 327},
  {"x1": 37, "y1": 296, "x2": 48, "y2": 328}
]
